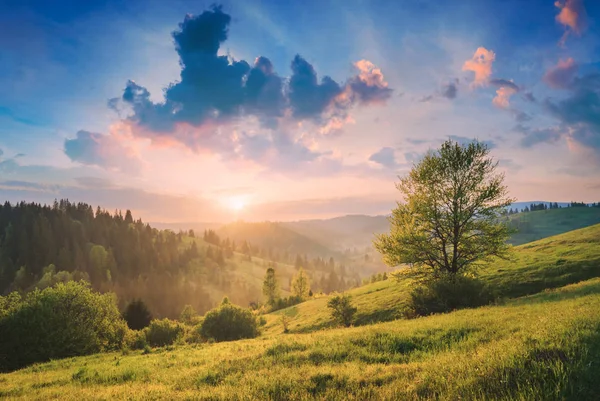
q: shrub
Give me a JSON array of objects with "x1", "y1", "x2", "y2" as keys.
[
  {"x1": 271, "y1": 295, "x2": 303, "y2": 312},
  {"x1": 0, "y1": 281, "x2": 127, "y2": 372},
  {"x1": 406, "y1": 275, "x2": 496, "y2": 317},
  {"x1": 145, "y1": 318, "x2": 183, "y2": 347},
  {"x1": 327, "y1": 293, "x2": 357, "y2": 327},
  {"x1": 126, "y1": 329, "x2": 148, "y2": 350},
  {"x1": 199, "y1": 299, "x2": 259, "y2": 342},
  {"x1": 123, "y1": 299, "x2": 152, "y2": 330}
]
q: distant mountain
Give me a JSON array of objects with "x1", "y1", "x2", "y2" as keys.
[
  {"x1": 218, "y1": 221, "x2": 337, "y2": 258},
  {"x1": 282, "y1": 214, "x2": 390, "y2": 251},
  {"x1": 149, "y1": 221, "x2": 222, "y2": 233}
]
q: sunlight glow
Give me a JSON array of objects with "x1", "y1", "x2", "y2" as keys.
[{"x1": 224, "y1": 195, "x2": 248, "y2": 212}]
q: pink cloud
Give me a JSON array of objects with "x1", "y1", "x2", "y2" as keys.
[
  {"x1": 543, "y1": 58, "x2": 578, "y2": 89},
  {"x1": 555, "y1": 0, "x2": 588, "y2": 46},
  {"x1": 492, "y1": 86, "x2": 518, "y2": 109},
  {"x1": 462, "y1": 47, "x2": 496, "y2": 87}
]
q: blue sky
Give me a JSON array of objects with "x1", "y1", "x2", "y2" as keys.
[{"x1": 0, "y1": 0, "x2": 599, "y2": 222}]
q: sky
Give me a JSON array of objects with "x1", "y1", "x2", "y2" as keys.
[{"x1": 0, "y1": 0, "x2": 599, "y2": 223}]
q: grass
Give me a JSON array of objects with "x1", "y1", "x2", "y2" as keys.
[
  {"x1": 3, "y1": 223, "x2": 600, "y2": 399},
  {"x1": 2, "y1": 278, "x2": 600, "y2": 400},
  {"x1": 264, "y1": 223, "x2": 600, "y2": 335},
  {"x1": 508, "y1": 207, "x2": 600, "y2": 246}
]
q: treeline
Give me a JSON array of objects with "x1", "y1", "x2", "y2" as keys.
[
  {"x1": 0, "y1": 200, "x2": 359, "y2": 320},
  {"x1": 508, "y1": 201, "x2": 600, "y2": 214},
  {"x1": 0, "y1": 200, "x2": 217, "y2": 317}
]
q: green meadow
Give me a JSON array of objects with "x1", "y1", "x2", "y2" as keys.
[{"x1": 1, "y1": 223, "x2": 600, "y2": 400}]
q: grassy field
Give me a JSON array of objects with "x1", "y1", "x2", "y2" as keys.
[
  {"x1": 2, "y1": 278, "x2": 600, "y2": 400},
  {"x1": 2, "y1": 223, "x2": 600, "y2": 399},
  {"x1": 263, "y1": 223, "x2": 600, "y2": 335},
  {"x1": 508, "y1": 207, "x2": 600, "y2": 246}
]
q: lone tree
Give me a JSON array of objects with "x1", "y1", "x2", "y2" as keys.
[
  {"x1": 375, "y1": 139, "x2": 514, "y2": 279},
  {"x1": 262, "y1": 267, "x2": 280, "y2": 306},
  {"x1": 291, "y1": 268, "x2": 311, "y2": 299}
]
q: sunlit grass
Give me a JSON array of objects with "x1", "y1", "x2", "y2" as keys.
[
  {"x1": 2, "y1": 278, "x2": 600, "y2": 400},
  {"x1": 264, "y1": 223, "x2": 600, "y2": 335}
]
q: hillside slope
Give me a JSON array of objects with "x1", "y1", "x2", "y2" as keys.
[
  {"x1": 3, "y1": 278, "x2": 600, "y2": 400},
  {"x1": 508, "y1": 207, "x2": 600, "y2": 245},
  {"x1": 283, "y1": 215, "x2": 389, "y2": 251},
  {"x1": 218, "y1": 221, "x2": 337, "y2": 258},
  {"x1": 264, "y1": 223, "x2": 600, "y2": 334}
]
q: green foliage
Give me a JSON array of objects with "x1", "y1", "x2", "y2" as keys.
[
  {"x1": 123, "y1": 299, "x2": 152, "y2": 330},
  {"x1": 199, "y1": 302, "x2": 259, "y2": 342},
  {"x1": 405, "y1": 275, "x2": 496, "y2": 317},
  {"x1": 4, "y1": 278, "x2": 600, "y2": 399},
  {"x1": 126, "y1": 329, "x2": 148, "y2": 350},
  {"x1": 375, "y1": 139, "x2": 514, "y2": 278},
  {"x1": 262, "y1": 267, "x2": 280, "y2": 306},
  {"x1": 0, "y1": 281, "x2": 127, "y2": 372},
  {"x1": 145, "y1": 319, "x2": 183, "y2": 347},
  {"x1": 179, "y1": 304, "x2": 199, "y2": 325},
  {"x1": 291, "y1": 268, "x2": 311, "y2": 299},
  {"x1": 327, "y1": 293, "x2": 357, "y2": 327}
]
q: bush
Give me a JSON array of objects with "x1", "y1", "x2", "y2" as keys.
[
  {"x1": 123, "y1": 299, "x2": 152, "y2": 330},
  {"x1": 126, "y1": 329, "x2": 148, "y2": 350},
  {"x1": 0, "y1": 281, "x2": 127, "y2": 372},
  {"x1": 199, "y1": 299, "x2": 259, "y2": 342},
  {"x1": 145, "y1": 318, "x2": 183, "y2": 347},
  {"x1": 271, "y1": 295, "x2": 303, "y2": 312},
  {"x1": 327, "y1": 293, "x2": 357, "y2": 327},
  {"x1": 406, "y1": 275, "x2": 496, "y2": 317}
]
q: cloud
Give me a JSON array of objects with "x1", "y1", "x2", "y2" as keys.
[
  {"x1": 462, "y1": 47, "x2": 496, "y2": 87},
  {"x1": 345, "y1": 60, "x2": 393, "y2": 105},
  {"x1": 490, "y1": 79, "x2": 520, "y2": 109},
  {"x1": 368, "y1": 147, "x2": 397, "y2": 168},
  {"x1": 555, "y1": 0, "x2": 588, "y2": 46},
  {"x1": 515, "y1": 125, "x2": 563, "y2": 148},
  {"x1": 288, "y1": 55, "x2": 343, "y2": 119},
  {"x1": 441, "y1": 82, "x2": 458, "y2": 99},
  {"x1": 81, "y1": 6, "x2": 393, "y2": 173},
  {"x1": 64, "y1": 130, "x2": 142, "y2": 172},
  {"x1": 545, "y1": 73, "x2": 600, "y2": 136},
  {"x1": 543, "y1": 58, "x2": 578, "y2": 89},
  {"x1": 418, "y1": 79, "x2": 458, "y2": 102},
  {"x1": 523, "y1": 92, "x2": 536, "y2": 102}
]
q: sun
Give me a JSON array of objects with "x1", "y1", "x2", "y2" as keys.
[{"x1": 225, "y1": 195, "x2": 248, "y2": 212}]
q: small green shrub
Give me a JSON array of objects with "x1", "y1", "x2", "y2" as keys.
[
  {"x1": 145, "y1": 319, "x2": 183, "y2": 347},
  {"x1": 199, "y1": 299, "x2": 259, "y2": 342},
  {"x1": 406, "y1": 275, "x2": 496, "y2": 317},
  {"x1": 327, "y1": 293, "x2": 357, "y2": 327}
]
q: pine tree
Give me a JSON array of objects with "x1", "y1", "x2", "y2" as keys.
[{"x1": 262, "y1": 267, "x2": 280, "y2": 306}]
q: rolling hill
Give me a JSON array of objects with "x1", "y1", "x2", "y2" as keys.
[
  {"x1": 3, "y1": 272, "x2": 600, "y2": 399},
  {"x1": 508, "y1": 207, "x2": 600, "y2": 245},
  {"x1": 263, "y1": 223, "x2": 600, "y2": 335}
]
